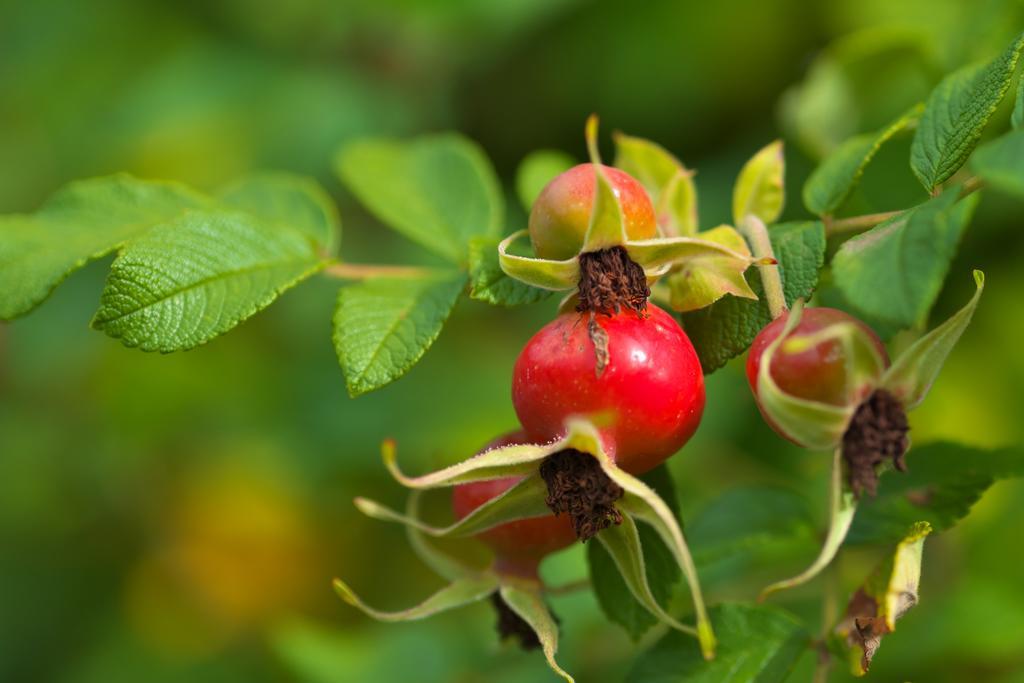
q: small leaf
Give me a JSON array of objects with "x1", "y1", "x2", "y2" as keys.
[
  {"x1": 732, "y1": 140, "x2": 785, "y2": 226},
  {"x1": 830, "y1": 522, "x2": 931, "y2": 675},
  {"x1": 1014, "y1": 76, "x2": 1024, "y2": 128},
  {"x1": 354, "y1": 473, "x2": 550, "y2": 539},
  {"x1": 971, "y1": 128, "x2": 1024, "y2": 199},
  {"x1": 516, "y1": 150, "x2": 575, "y2": 212},
  {"x1": 910, "y1": 32, "x2": 1024, "y2": 191},
  {"x1": 848, "y1": 441, "x2": 1024, "y2": 546},
  {"x1": 832, "y1": 191, "x2": 977, "y2": 329},
  {"x1": 881, "y1": 270, "x2": 984, "y2": 409},
  {"x1": 662, "y1": 226, "x2": 757, "y2": 312},
  {"x1": 219, "y1": 172, "x2": 341, "y2": 255},
  {"x1": 627, "y1": 603, "x2": 809, "y2": 683},
  {"x1": 803, "y1": 105, "x2": 922, "y2": 216},
  {"x1": 498, "y1": 230, "x2": 579, "y2": 291},
  {"x1": 499, "y1": 583, "x2": 575, "y2": 683},
  {"x1": 0, "y1": 175, "x2": 208, "y2": 320},
  {"x1": 588, "y1": 465, "x2": 681, "y2": 640},
  {"x1": 333, "y1": 573, "x2": 498, "y2": 622},
  {"x1": 467, "y1": 235, "x2": 552, "y2": 306},
  {"x1": 761, "y1": 449, "x2": 857, "y2": 600},
  {"x1": 682, "y1": 221, "x2": 825, "y2": 373},
  {"x1": 92, "y1": 210, "x2": 323, "y2": 351},
  {"x1": 582, "y1": 116, "x2": 629, "y2": 252},
  {"x1": 332, "y1": 272, "x2": 467, "y2": 396},
  {"x1": 336, "y1": 134, "x2": 503, "y2": 264},
  {"x1": 613, "y1": 133, "x2": 698, "y2": 236}
]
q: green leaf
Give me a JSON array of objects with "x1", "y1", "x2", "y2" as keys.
[
  {"x1": 614, "y1": 133, "x2": 698, "y2": 236},
  {"x1": 219, "y1": 172, "x2": 340, "y2": 255},
  {"x1": 831, "y1": 522, "x2": 931, "y2": 675},
  {"x1": 0, "y1": 175, "x2": 208, "y2": 320},
  {"x1": 910, "y1": 32, "x2": 1024, "y2": 191},
  {"x1": 332, "y1": 272, "x2": 467, "y2": 397},
  {"x1": 682, "y1": 221, "x2": 825, "y2": 373},
  {"x1": 832, "y1": 191, "x2": 977, "y2": 329},
  {"x1": 515, "y1": 150, "x2": 575, "y2": 213},
  {"x1": 627, "y1": 603, "x2": 809, "y2": 683},
  {"x1": 732, "y1": 140, "x2": 785, "y2": 226},
  {"x1": 333, "y1": 573, "x2": 498, "y2": 622},
  {"x1": 588, "y1": 466, "x2": 681, "y2": 640},
  {"x1": 499, "y1": 584, "x2": 574, "y2": 683},
  {"x1": 882, "y1": 271, "x2": 984, "y2": 409},
  {"x1": 971, "y1": 128, "x2": 1024, "y2": 198},
  {"x1": 336, "y1": 134, "x2": 503, "y2": 264},
  {"x1": 467, "y1": 235, "x2": 552, "y2": 306},
  {"x1": 848, "y1": 441, "x2": 1024, "y2": 546},
  {"x1": 92, "y1": 210, "x2": 323, "y2": 351},
  {"x1": 1014, "y1": 76, "x2": 1024, "y2": 128},
  {"x1": 803, "y1": 105, "x2": 922, "y2": 216}
]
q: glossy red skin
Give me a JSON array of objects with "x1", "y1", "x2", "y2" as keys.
[
  {"x1": 451, "y1": 432, "x2": 575, "y2": 573},
  {"x1": 746, "y1": 308, "x2": 889, "y2": 441},
  {"x1": 512, "y1": 304, "x2": 705, "y2": 474},
  {"x1": 528, "y1": 163, "x2": 658, "y2": 260}
]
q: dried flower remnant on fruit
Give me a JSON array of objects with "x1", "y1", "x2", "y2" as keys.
[
  {"x1": 539, "y1": 449, "x2": 624, "y2": 541},
  {"x1": 491, "y1": 593, "x2": 542, "y2": 650},
  {"x1": 576, "y1": 246, "x2": 649, "y2": 315},
  {"x1": 842, "y1": 390, "x2": 910, "y2": 497}
]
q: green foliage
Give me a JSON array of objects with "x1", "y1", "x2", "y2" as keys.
[
  {"x1": 803, "y1": 105, "x2": 921, "y2": 216},
  {"x1": 614, "y1": 133, "x2": 698, "y2": 236},
  {"x1": 515, "y1": 150, "x2": 575, "y2": 212},
  {"x1": 849, "y1": 441, "x2": 1024, "y2": 546},
  {"x1": 682, "y1": 221, "x2": 825, "y2": 373},
  {"x1": 971, "y1": 129, "x2": 1024, "y2": 198},
  {"x1": 0, "y1": 175, "x2": 208, "y2": 320},
  {"x1": 92, "y1": 210, "x2": 324, "y2": 351},
  {"x1": 626, "y1": 603, "x2": 809, "y2": 683},
  {"x1": 910, "y1": 32, "x2": 1024, "y2": 191},
  {"x1": 332, "y1": 273, "x2": 467, "y2": 397},
  {"x1": 336, "y1": 134, "x2": 503, "y2": 264},
  {"x1": 467, "y1": 236, "x2": 552, "y2": 307},
  {"x1": 732, "y1": 141, "x2": 785, "y2": 226},
  {"x1": 832, "y1": 191, "x2": 977, "y2": 328},
  {"x1": 588, "y1": 466, "x2": 681, "y2": 640},
  {"x1": 1014, "y1": 76, "x2": 1024, "y2": 129}
]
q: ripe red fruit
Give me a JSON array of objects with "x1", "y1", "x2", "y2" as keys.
[
  {"x1": 528, "y1": 163, "x2": 657, "y2": 260},
  {"x1": 512, "y1": 304, "x2": 705, "y2": 474},
  {"x1": 746, "y1": 307, "x2": 889, "y2": 440},
  {"x1": 452, "y1": 432, "x2": 575, "y2": 576}
]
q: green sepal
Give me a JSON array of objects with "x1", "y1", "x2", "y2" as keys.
[
  {"x1": 733, "y1": 140, "x2": 785, "y2": 226},
  {"x1": 403, "y1": 490, "x2": 475, "y2": 581},
  {"x1": 332, "y1": 572, "x2": 499, "y2": 622},
  {"x1": 829, "y1": 522, "x2": 931, "y2": 675},
  {"x1": 754, "y1": 300, "x2": 859, "y2": 450},
  {"x1": 581, "y1": 115, "x2": 630, "y2": 252},
  {"x1": 760, "y1": 448, "x2": 857, "y2": 600},
  {"x1": 499, "y1": 582, "x2": 575, "y2": 682},
  {"x1": 613, "y1": 132, "x2": 698, "y2": 236},
  {"x1": 659, "y1": 225, "x2": 758, "y2": 312},
  {"x1": 881, "y1": 270, "x2": 985, "y2": 410},
  {"x1": 497, "y1": 230, "x2": 579, "y2": 291}
]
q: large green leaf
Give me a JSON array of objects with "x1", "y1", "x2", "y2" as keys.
[
  {"x1": 803, "y1": 105, "x2": 921, "y2": 216},
  {"x1": 515, "y1": 149, "x2": 575, "y2": 212},
  {"x1": 832, "y1": 191, "x2": 977, "y2": 328},
  {"x1": 332, "y1": 272, "x2": 467, "y2": 396},
  {"x1": 336, "y1": 134, "x2": 503, "y2": 264},
  {"x1": 219, "y1": 173, "x2": 340, "y2": 255},
  {"x1": 971, "y1": 128, "x2": 1024, "y2": 199},
  {"x1": 681, "y1": 221, "x2": 825, "y2": 373},
  {"x1": 588, "y1": 466, "x2": 681, "y2": 640},
  {"x1": 92, "y1": 210, "x2": 323, "y2": 351},
  {"x1": 0, "y1": 175, "x2": 208, "y2": 320},
  {"x1": 732, "y1": 141, "x2": 785, "y2": 226},
  {"x1": 848, "y1": 441, "x2": 1024, "y2": 545},
  {"x1": 910, "y1": 32, "x2": 1024, "y2": 191},
  {"x1": 467, "y1": 235, "x2": 552, "y2": 307},
  {"x1": 626, "y1": 603, "x2": 809, "y2": 683}
]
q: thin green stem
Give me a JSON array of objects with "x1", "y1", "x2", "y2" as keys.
[
  {"x1": 741, "y1": 214, "x2": 786, "y2": 319},
  {"x1": 322, "y1": 261, "x2": 435, "y2": 280}
]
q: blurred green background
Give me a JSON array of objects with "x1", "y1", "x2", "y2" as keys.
[{"x1": 2, "y1": 0, "x2": 1024, "y2": 681}]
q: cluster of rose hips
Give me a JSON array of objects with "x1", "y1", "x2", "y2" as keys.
[{"x1": 334, "y1": 119, "x2": 984, "y2": 681}]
